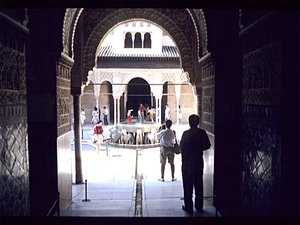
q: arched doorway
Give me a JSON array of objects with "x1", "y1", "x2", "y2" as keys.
[
  {"x1": 127, "y1": 78, "x2": 151, "y2": 118},
  {"x1": 66, "y1": 8, "x2": 216, "y2": 215}
]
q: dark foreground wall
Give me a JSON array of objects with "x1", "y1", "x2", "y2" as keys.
[{"x1": 0, "y1": 10, "x2": 30, "y2": 216}]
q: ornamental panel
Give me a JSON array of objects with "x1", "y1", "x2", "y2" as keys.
[
  {"x1": 0, "y1": 21, "x2": 29, "y2": 215},
  {"x1": 241, "y1": 105, "x2": 281, "y2": 216}
]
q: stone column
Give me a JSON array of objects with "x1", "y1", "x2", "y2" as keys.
[
  {"x1": 175, "y1": 83, "x2": 181, "y2": 125},
  {"x1": 151, "y1": 93, "x2": 153, "y2": 107},
  {"x1": 117, "y1": 97, "x2": 120, "y2": 124},
  {"x1": 114, "y1": 98, "x2": 117, "y2": 126},
  {"x1": 155, "y1": 98, "x2": 159, "y2": 123},
  {"x1": 158, "y1": 98, "x2": 162, "y2": 125},
  {"x1": 93, "y1": 72, "x2": 101, "y2": 109},
  {"x1": 73, "y1": 94, "x2": 83, "y2": 184},
  {"x1": 176, "y1": 97, "x2": 180, "y2": 125},
  {"x1": 124, "y1": 92, "x2": 127, "y2": 120}
]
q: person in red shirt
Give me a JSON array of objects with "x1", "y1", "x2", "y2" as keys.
[
  {"x1": 93, "y1": 120, "x2": 105, "y2": 154},
  {"x1": 127, "y1": 109, "x2": 133, "y2": 122}
]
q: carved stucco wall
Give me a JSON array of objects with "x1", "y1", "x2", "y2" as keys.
[
  {"x1": 87, "y1": 68, "x2": 189, "y2": 98},
  {"x1": 56, "y1": 53, "x2": 74, "y2": 210},
  {"x1": 199, "y1": 53, "x2": 214, "y2": 134},
  {"x1": 0, "y1": 12, "x2": 29, "y2": 216},
  {"x1": 240, "y1": 11, "x2": 282, "y2": 216}
]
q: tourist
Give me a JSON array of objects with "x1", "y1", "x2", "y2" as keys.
[
  {"x1": 103, "y1": 106, "x2": 109, "y2": 125},
  {"x1": 165, "y1": 104, "x2": 170, "y2": 121},
  {"x1": 146, "y1": 106, "x2": 150, "y2": 121},
  {"x1": 180, "y1": 114, "x2": 211, "y2": 214},
  {"x1": 93, "y1": 120, "x2": 105, "y2": 154},
  {"x1": 150, "y1": 106, "x2": 155, "y2": 122},
  {"x1": 139, "y1": 103, "x2": 145, "y2": 122},
  {"x1": 178, "y1": 105, "x2": 182, "y2": 124},
  {"x1": 127, "y1": 109, "x2": 133, "y2": 122},
  {"x1": 156, "y1": 120, "x2": 177, "y2": 182},
  {"x1": 91, "y1": 107, "x2": 99, "y2": 125},
  {"x1": 80, "y1": 108, "x2": 86, "y2": 126}
]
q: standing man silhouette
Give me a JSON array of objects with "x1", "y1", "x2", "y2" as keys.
[{"x1": 180, "y1": 114, "x2": 211, "y2": 214}]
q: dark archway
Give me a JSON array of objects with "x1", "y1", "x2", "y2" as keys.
[{"x1": 127, "y1": 78, "x2": 151, "y2": 118}]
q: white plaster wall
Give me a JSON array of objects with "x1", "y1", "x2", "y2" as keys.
[
  {"x1": 57, "y1": 132, "x2": 72, "y2": 210},
  {"x1": 101, "y1": 21, "x2": 169, "y2": 55}
]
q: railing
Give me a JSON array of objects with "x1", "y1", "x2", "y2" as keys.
[
  {"x1": 47, "y1": 182, "x2": 85, "y2": 216},
  {"x1": 46, "y1": 192, "x2": 60, "y2": 217}
]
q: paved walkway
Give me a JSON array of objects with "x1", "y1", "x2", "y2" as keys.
[{"x1": 61, "y1": 123, "x2": 218, "y2": 217}]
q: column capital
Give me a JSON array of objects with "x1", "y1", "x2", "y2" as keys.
[{"x1": 112, "y1": 94, "x2": 121, "y2": 99}]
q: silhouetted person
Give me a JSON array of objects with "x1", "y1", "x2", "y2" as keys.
[{"x1": 180, "y1": 114, "x2": 211, "y2": 215}]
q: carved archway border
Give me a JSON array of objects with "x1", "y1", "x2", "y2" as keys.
[
  {"x1": 63, "y1": 8, "x2": 208, "y2": 64},
  {"x1": 188, "y1": 9, "x2": 209, "y2": 59},
  {"x1": 63, "y1": 8, "x2": 83, "y2": 58}
]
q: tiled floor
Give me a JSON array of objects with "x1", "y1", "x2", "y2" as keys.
[{"x1": 61, "y1": 123, "x2": 219, "y2": 217}]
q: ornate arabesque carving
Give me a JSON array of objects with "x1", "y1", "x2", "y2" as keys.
[
  {"x1": 200, "y1": 52, "x2": 214, "y2": 134},
  {"x1": 86, "y1": 68, "x2": 189, "y2": 99},
  {"x1": 57, "y1": 53, "x2": 74, "y2": 136},
  {"x1": 240, "y1": 11, "x2": 281, "y2": 216},
  {"x1": 63, "y1": 8, "x2": 77, "y2": 56},
  {"x1": 0, "y1": 12, "x2": 29, "y2": 216},
  {"x1": 189, "y1": 9, "x2": 208, "y2": 60},
  {"x1": 242, "y1": 41, "x2": 281, "y2": 105}
]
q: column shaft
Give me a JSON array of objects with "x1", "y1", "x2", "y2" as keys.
[
  {"x1": 73, "y1": 95, "x2": 83, "y2": 184},
  {"x1": 114, "y1": 98, "x2": 117, "y2": 126}
]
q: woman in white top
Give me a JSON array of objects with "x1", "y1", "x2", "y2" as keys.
[{"x1": 91, "y1": 107, "x2": 99, "y2": 125}]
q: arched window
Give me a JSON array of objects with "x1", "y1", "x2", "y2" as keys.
[
  {"x1": 134, "y1": 32, "x2": 142, "y2": 48},
  {"x1": 124, "y1": 32, "x2": 132, "y2": 48},
  {"x1": 143, "y1": 32, "x2": 151, "y2": 48}
]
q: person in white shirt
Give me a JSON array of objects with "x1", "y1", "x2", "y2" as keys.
[
  {"x1": 80, "y1": 108, "x2": 86, "y2": 126},
  {"x1": 156, "y1": 120, "x2": 177, "y2": 182},
  {"x1": 165, "y1": 104, "x2": 170, "y2": 121},
  {"x1": 103, "y1": 106, "x2": 109, "y2": 125}
]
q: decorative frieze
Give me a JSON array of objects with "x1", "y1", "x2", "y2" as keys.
[
  {"x1": 0, "y1": 45, "x2": 26, "y2": 91},
  {"x1": 242, "y1": 41, "x2": 281, "y2": 105},
  {"x1": 63, "y1": 8, "x2": 79, "y2": 56}
]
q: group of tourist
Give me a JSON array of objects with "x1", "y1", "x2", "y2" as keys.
[
  {"x1": 92, "y1": 106, "x2": 109, "y2": 126},
  {"x1": 128, "y1": 103, "x2": 182, "y2": 124},
  {"x1": 134, "y1": 103, "x2": 156, "y2": 122},
  {"x1": 156, "y1": 114, "x2": 211, "y2": 215}
]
